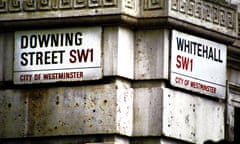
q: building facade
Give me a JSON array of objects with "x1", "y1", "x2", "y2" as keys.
[{"x1": 0, "y1": 0, "x2": 239, "y2": 143}]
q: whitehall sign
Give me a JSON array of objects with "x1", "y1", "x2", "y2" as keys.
[
  {"x1": 170, "y1": 30, "x2": 226, "y2": 98},
  {"x1": 14, "y1": 27, "x2": 102, "y2": 84}
]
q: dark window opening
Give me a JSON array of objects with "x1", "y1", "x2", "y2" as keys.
[{"x1": 234, "y1": 107, "x2": 240, "y2": 143}]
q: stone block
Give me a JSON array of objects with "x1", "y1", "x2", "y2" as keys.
[
  {"x1": 133, "y1": 86, "x2": 163, "y2": 136},
  {"x1": 0, "y1": 32, "x2": 13, "y2": 82},
  {"x1": 228, "y1": 68, "x2": 240, "y2": 86},
  {"x1": 103, "y1": 27, "x2": 134, "y2": 79},
  {"x1": 162, "y1": 88, "x2": 225, "y2": 144},
  {"x1": 0, "y1": 78, "x2": 133, "y2": 138},
  {"x1": 135, "y1": 29, "x2": 169, "y2": 79},
  {"x1": 0, "y1": 90, "x2": 26, "y2": 138}
]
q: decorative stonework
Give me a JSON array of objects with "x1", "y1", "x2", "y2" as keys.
[
  {"x1": 170, "y1": 0, "x2": 235, "y2": 30},
  {"x1": 0, "y1": 0, "x2": 117, "y2": 12},
  {"x1": 124, "y1": 0, "x2": 135, "y2": 9},
  {"x1": 143, "y1": 0, "x2": 163, "y2": 10},
  {"x1": 0, "y1": 0, "x2": 237, "y2": 37}
]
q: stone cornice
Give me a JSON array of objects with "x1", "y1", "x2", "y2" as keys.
[
  {"x1": 228, "y1": 42, "x2": 240, "y2": 71},
  {"x1": 0, "y1": 0, "x2": 238, "y2": 40},
  {"x1": 229, "y1": 82, "x2": 240, "y2": 95}
]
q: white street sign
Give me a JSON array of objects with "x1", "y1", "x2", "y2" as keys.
[
  {"x1": 14, "y1": 27, "x2": 102, "y2": 84},
  {"x1": 170, "y1": 30, "x2": 226, "y2": 98}
]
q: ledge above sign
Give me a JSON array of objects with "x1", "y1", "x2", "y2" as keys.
[
  {"x1": 0, "y1": 0, "x2": 237, "y2": 39},
  {"x1": 13, "y1": 27, "x2": 102, "y2": 84}
]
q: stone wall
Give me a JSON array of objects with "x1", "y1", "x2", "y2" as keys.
[{"x1": 0, "y1": 0, "x2": 239, "y2": 143}]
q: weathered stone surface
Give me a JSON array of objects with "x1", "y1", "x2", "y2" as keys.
[
  {"x1": 135, "y1": 29, "x2": 169, "y2": 79},
  {"x1": 0, "y1": 0, "x2": 121, "y2": 20},
  {"x1": 133, "y1": 86, "x2": 162, "y2": 136},
  {"x1": 103, "y1": 26, "x2": 134, "y2": 79},
  {"x1": 162, "y1": 88, "x2": 225, "y2": 144},
  {"x1": 226, "y1": 67, "x2": 240, "y2": 141},
  {"x1": 169, "y1": 0, "x2": 237, "y2": 37},
  {"x1": 0, "y1": 1, "x2": 237, "y2": 143},
  {"x1": 0, "y1": 134, "x2": 130, "y2": 144},
  {"x1": 0, "y1": 89, "x2": 26, "y2": 138},
  {"x1": 0, "y1": 78, "x2": 133, "y2": 138},
  {"x1": 0, "y1": 0, "x2": 237, "y2": 38},
  {"x1": 0, "y1": 32, "x2": 13, "y2": 82},
  {"x1": 228, "y1": 68, "x2": 240, "y2": 85}
]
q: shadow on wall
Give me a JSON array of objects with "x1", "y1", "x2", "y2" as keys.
[{"x1": 204, "y1": 140, "x2": 235, "y2": 144}]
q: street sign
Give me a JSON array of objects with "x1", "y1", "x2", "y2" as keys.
[
  {"x1": 14, "y1": 27, "x2": 102, "y2": 84},
  {"x1": 170, "y1": 30, "x2": 227, "y2": 98}
]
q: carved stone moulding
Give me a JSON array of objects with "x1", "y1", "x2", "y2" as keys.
[
  {"x1": 0, "y1": 0, "x2": 118, "y2": 12},
  {"x1": 169, "y1": 0, "x2": 237, "y2": 38},
  {"x1": 0, "y1": 0, "x2": 237, "y2": 38}
]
